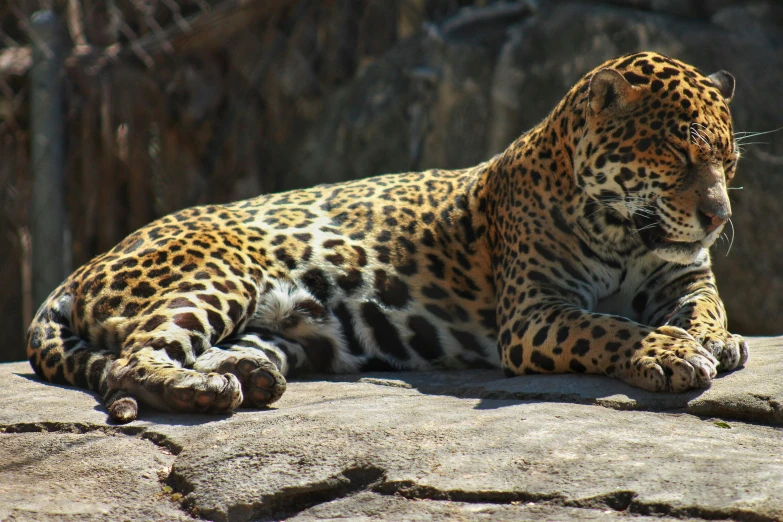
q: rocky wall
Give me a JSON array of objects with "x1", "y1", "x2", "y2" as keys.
[{"x1": 292, "y1": 0, "x2": 783, "y2": 334}]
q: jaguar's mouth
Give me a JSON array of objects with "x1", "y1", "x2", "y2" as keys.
[{"x1": 633, "y1": 213, "x2": 703, "y2": 253}]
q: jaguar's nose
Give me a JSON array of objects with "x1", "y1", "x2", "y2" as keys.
[{"x1": 697, "y1": 206, "x2": 730, "y2": 235}]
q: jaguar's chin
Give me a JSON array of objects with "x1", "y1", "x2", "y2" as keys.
[
  {"x1": 634, "y1": 215, "x2": 708, "y2": 265},
  {"x1": 650, "y1": 239, "x2": 705, "y2": 265}
]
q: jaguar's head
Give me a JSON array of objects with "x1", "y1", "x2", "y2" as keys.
[{"x1": 574, "y1": 52, "x2": 737, "y2": 265}]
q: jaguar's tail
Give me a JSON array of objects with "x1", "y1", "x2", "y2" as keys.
[{"x1": 26, "y1": 288, "x2": 136, "y2": 420}]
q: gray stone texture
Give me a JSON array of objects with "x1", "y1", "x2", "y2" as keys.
[
  {"x1": 0, "y1": 432, "x2": 190, "y2": 521},
  {"x1": 1, "y1": 337, "x2": 782, "y2": 521}
]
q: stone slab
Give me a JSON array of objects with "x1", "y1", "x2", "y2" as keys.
[
  {"x1": 0, "y1": 432, "x2": 192, "y2": 521},
  {"x1": 1, "y1": 337, "x2": 781, "y2": 521},
  {"x1": 163, "y1": 391, "x2": 783, "y2": 522}
]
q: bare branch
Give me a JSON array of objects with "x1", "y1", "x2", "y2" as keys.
[
  {"x1": 0, "y1": 0, "x2": 300, "y2": 77},
  {"x1": 66, "y1": 0, "x2": 88, "y2": 46},
  {"x1": 0, "y1": 46, "x2": 31, "y2": 77}
]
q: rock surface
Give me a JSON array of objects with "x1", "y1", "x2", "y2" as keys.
[
  {"x1": 0, "y1": 432, "x2": 189, "y2": 521},
  {"x1": 1, "y1": 337, "x2": 782, "y2": 521}
]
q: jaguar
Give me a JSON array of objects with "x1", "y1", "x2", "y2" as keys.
[{"x1": 27, "y1": 52, "x2": 748, "y2": 423}]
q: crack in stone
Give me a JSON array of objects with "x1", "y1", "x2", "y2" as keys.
[
  {"x1": 372, "y1": 482, "x2": 776, "y2": 522},
  {"x1": 750, "y1": 393, "x2": 783, "y2": 419},
  {"x1": 628, "y1": 500, "x2": 780, "y2": 522},
  {"x1": 565, "y1": 490, "x2": 637, "y2": 511},
  {"x1": 373, "y1": 480, "x2": 564, "y2": 504},
  {"x1": 0, "y1": 421, "x2": 183, "y2": 455},
  {"x1": 167, "y1": 464, "x2": 387, "y2": 522}
]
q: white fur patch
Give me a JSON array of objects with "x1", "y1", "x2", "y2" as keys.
[
  {"x1": 54, "y1": 294, "x2": 74, "y2": 318},
  {"x1": 248, "y1": 280, "x2": 363, "y2": 372},
  {"x1": 251, "y1": 280, "x2": 321, "y2": 335}
]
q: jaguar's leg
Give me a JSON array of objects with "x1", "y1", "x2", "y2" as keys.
[
  {"x1": 194, "y1": 328, "x2": 306, "y2": 408},
  {"x1": 107, "y1": 346, "x2": 243, "y2": 417},
  {"x1": 645, "y1": 281, "x2": 749, "y2": 372},
  {"x1": 102, "y1": 279, "x2": 337, "y2": 421},
  {"x1": 497, "y1": 299, "x2": 719, "y2": 393}
]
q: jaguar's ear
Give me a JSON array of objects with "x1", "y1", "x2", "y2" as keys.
[
  {"x1": 708, "y1": 70, "x2": 735, "y2": 102},
  {"x1": 588, "y1": 68, "x2": 639, "y2": 115}
]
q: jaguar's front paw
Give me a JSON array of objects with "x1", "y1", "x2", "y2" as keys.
[
  {"x1": 621, "y1": 326, "x2": 718, "y2": 393},
  {"x1": 702, "y1": 332, "x2": 749, "y2": 371}
]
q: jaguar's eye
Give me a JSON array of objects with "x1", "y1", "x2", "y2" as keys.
[
  {"x1": 723, "y1": 148, "x2": 739, "y2": 177},
  {"x1": 663, "y1": 142, "x2": 692, "y2": 167},
  {"x1": 724, "y1": 156, "x2": 737, "y2": 179}
]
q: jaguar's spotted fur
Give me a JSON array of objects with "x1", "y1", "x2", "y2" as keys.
[{"x1": 27, "y1": 52, "x2": 748, "y2": 422}]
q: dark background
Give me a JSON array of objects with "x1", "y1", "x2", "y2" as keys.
[{"x1": 1, "y1": 0, "x2": 781, "y2": 362}]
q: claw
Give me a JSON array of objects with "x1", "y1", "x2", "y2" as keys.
[{"x1": 704, "y1": 333, "x2": 749, "y2": 372}]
